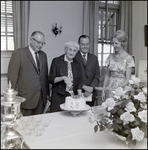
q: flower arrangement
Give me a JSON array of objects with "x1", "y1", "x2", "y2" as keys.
[{"x1": 89, "y1": 76, "x2": 147, "y2": 146}]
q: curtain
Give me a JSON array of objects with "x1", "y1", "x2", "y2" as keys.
[
  {"x1": 119, "y1": 1, "x2": 132, "y2": 54},
  {"x1": 82, "y1": 1, "x2": 99, "y2": 56},
  {"x1": 12, "y1": 1, "x2": 30, "y2": 49}
]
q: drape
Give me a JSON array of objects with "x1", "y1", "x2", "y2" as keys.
[
  {"x1": 83, "y1": 1, "x2": 132, "y2": 55},
  {"x1": 12, "y1": 1, "x2": 30, "y2": 50},
  {"x1": 119, "y1": 1, "x2": 132, "y2": 54},
  {"x1": 82, "y1": 1, "x2": 99, "y2": 56}
]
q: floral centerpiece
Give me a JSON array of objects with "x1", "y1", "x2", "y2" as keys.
[{"x1": 89, "y1": 76, "x2": 147, "y2": 146}]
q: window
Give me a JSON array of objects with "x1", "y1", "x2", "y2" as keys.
[
  {"x1": 1, "y1": 1, "x2": 14, "y2": 51},
  {"x1": 98, "y1": 1, "x2": 120, "y2": 67}
]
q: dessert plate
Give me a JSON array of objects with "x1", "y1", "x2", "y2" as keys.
[{"x1": 60, "y1": 103, "x2": 90, "y2": 117}]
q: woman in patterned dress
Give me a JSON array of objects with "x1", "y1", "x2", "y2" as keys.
[{"x1": 96, "y1": 30, "x2": 135, "y2": 100}]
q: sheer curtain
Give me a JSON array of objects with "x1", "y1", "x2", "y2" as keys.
[
  {"x1": 119, "y1": 1, "x2": 132, "y2": 54},
  {"x1": 82, "y1": 1, "x2": 99, "y2": 56},
  {"x1": 12, "y1": 1, "x2": 30, "y2": 49}
]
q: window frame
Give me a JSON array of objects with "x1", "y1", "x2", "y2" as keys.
[
  {"x1": 98, "y1": 1, "x2": 120, "y2": 67},
  {"x1": 1, "y1": 0, "x2": 14, "y2": 52}
]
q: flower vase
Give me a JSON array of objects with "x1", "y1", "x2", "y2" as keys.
[{"x1": 111, "y1": 131, "x2": 129, "y2": 147}]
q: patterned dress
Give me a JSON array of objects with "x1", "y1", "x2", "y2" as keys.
[{"x1": 105, "y1": 53, "x2": 135, "y2": 98}]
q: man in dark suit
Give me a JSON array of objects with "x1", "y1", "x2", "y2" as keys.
[
  {"x1": 75, "y1": 35, "x2": 100, "y2": 106},
  {"x1": 49, "y1": 41, "x2": 82, "y2": 112},
  {"x1": 7, "y1": 31, "x2": 49, "y2": 116}
]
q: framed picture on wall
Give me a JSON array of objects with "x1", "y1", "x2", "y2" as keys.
[
  {"x1": 131, "y1": 55, "x2": 136, "y2": 76},
  {"x1": 144, "y1": 25, "x2": 147, "y2": 46}
]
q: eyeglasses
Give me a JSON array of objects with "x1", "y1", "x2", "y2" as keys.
[{"x1": 32, "y1": 38, "x2": 46, "y2": 45}]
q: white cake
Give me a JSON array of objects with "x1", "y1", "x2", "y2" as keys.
[{"x1": 65, "y1": 96, "x2": 86, "y2": 110}]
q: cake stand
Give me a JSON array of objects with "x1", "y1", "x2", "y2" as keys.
[{"x1": 60, "y1": 104, "x2": 90, "y2": 117}]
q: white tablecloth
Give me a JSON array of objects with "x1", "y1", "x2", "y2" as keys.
[{"x1": 18, "y1": 110, "x2": 147, "y2": 149}]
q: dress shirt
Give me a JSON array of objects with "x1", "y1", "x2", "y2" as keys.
[
  {"x1": 80, "y1": 52, "x2": 88, "y2": 61},
  {"x1": 29, "y1": 45, "x2": 39, "y2": 68},
  {"x1": 64, "y1": 55, "x2": 73, "y2": 63}
]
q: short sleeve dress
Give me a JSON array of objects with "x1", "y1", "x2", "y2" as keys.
[{"x1": 105, "y1": 53, "x2": 135, "y2": 98}]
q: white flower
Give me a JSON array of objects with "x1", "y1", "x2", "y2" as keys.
[
  {"x1": 124, "y1": 86, "x2": 132, "y2": 92},
  {"x1": 129, "y1": 76, "x2": 141, "y2": 86},
  {"x1": 125, "y1": 102, "x2": 136, "y2": 112},
  {"x1": 142, "y1": 87, "x2": 147, "y2": 95},
  {"x1": 120, "y1": 112, "x2": 135, "y2": 125},
  {"x1": 131, "y1": 127, "x2": 145, "y2": 141},
  {"x1": 104, "y1": 98, "x2": 115, "y2": 111},
  {"x1": 140, "y1": 103, "x2": 147, "y2": 109},
  {"x1": 93, "y1": 105, "x2": 108, "y2": 119},
  {"x1": 129, "y1": 80, "x2": 133, "y2": 84},
  {"x1": 101, "y1": 102, "x2": 107, "y2": 108},
  {"x1": 134, "y1": 92, "x2": 146, "y2": 102},
  {"x1": 107, "y1": 112, "x2": 111, "y2": 117},
  {"x1": 138, "y1": 110, "x2": 147, "y2": 123},
  {"x1": 88, "y1": 114, "x2": 97, "y2": 124},
  {"x1": 112, "y1": 87, "x2": 126, "y2": 99},
  {"x1": 122, "y1": 93, "x2": 129, "y2": 99},
  {"x1": 106, "y1": 118, "x2": 113, "y2": 124},
  {"x1": 92, "y1": 78, "x2": 147, "y2": 146}
]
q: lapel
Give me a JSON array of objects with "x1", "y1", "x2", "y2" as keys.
[
  {"x1": 59, "y1": 55, "x2": 68, "y2": 76},
  {"x1": 71, "y1": 59, "x2": 79, "y2": 77},
  {"x1": 86, "y1": 53, "x2": 91, "y2": 66},
  {"x1": 26, "y1": 47, "x2": 40, "y2": 74},
  {"x1": 77, "y1": 51, "x2": 91, "y2": 67},
  {"x1": 77, "y1": 51, "x2": 86, "y2": 67},
  {"x1": 38, "y1": 51, "x2": 42, "y2": 73}
]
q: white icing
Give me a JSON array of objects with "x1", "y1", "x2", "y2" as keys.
[{"x1": 65, "y1": 96, "x2": 86, "y2": 110}]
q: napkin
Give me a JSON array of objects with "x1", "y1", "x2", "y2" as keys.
[{"x1": 82, "y1": 93, "x2": 92, "y2": 102}]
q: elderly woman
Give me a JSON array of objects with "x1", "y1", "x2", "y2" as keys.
[{"x1": 49, "y1": 41, "x2": 82, "y2": 112}]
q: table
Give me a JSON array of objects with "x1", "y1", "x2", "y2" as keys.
[{"x1": 18, "y1": 110, "x2": 147, "y2": 149}]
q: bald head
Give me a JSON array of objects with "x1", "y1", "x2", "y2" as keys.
[{"x1": 30, "y1": 31, "x2": 46, "y2": 52}]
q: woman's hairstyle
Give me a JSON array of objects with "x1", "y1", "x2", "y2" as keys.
[
  {"x1": 113, "y1": 30, "x2": 128, "y2": 47},
  {"x1": 64, "y1": 41, "x2": 79, "y2": 51}
]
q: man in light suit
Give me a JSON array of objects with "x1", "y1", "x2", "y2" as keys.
[
  {"x1": 75, "y1": 35, "x2": 100, "y2": 106},
  {"x1": 7, "y1": 31, "x2": 49, "y2": 116}
]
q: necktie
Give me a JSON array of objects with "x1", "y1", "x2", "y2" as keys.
[
  {"x1": 66, "y1": 62, "x2": 73, "y2": 92},
  {"x1": 83, "y1": 54, "x2": 87, "y2": 64},
  {"x1": 35, "y1": 52, "x2": 40, "y2": 72}
]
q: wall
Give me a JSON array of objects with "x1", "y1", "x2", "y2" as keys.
[
  {"x1": 28, "y1": 1, "x2": 83, "y2": 68},
  {"x1": 132, "y1": 1, "x2": 147, "y2": 78},
  {"x1": 1, "y1": 52, "x2": 12, "y2": 95},
  {"x1": 1, "y1": 1, "x2": 147, "y2": 94},
  {"x1": 1, "y1": 1, "x2": 83, "y2": 94}
]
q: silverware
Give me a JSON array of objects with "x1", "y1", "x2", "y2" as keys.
[{"x1": 68, "y1": 86, "x2": 74, "y2": 97}]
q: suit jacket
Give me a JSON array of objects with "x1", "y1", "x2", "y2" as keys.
[
  {"x1": 75, "y1": 51, "x2": 100, "y2": 89},
  {"x1": 7, "y1": 46, "x2": 49, "y2": 109},
  {"x1": 48, "y1": 54, "x2": 82, "y2": 95}
]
